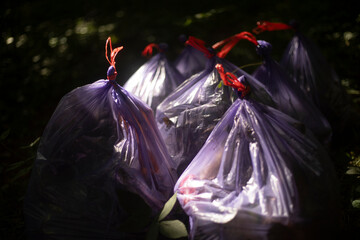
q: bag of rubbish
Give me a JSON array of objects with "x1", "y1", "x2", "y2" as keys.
[
  {"x1": 175, "y1": 66, "x2": 340, "y2": 240},
  {"x1": 24, "y1": 37, "x2": 177, "y2": 240},
  {"x1": 252, "y1": 40, "x2": 332, "y2": 144},
  {"x1": 253, "y1": 21, "x2": 350, "y2": 132},
  {"x1": 123, "y1": 42, "x2": 185, "y2": 113},
  {"x1": 213, "y1": 31, "x2": 331, "y2": 144},
  {"x1": 174, "y1": 34, "x2": 208, "y2": 79},
  {"x1": 156, "y1": 35, "x2": 273, "y2": 175}
]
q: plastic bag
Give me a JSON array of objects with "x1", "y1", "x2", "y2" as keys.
[
  {"x1": 123, "y1": 43, "x2": 184, "y2": 113},
  {"x1": 174, "y1": 35, "x2": 208, "y2": 79},
  {"x1": 214, "y1": 31, "x2": 331, "y2": 144},
  {"x1": 175, "y1": 67, "x2": 340, "y2": 240},
  {"x1": 156, "y1": 35, "x2": 273, "y2": 175},
  {"x1": 24, "y1": 38, "x2": 177, "y2": 240},
  {"x1": 252, "y1": 40, "x2": 332, "y2": 144},
  {"x1": 253, "y1": 21, "x2": 349, "y2": 129}
]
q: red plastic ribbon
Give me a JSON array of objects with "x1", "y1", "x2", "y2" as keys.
[
  {"x1": 215, "y1": 64, "x2": 250, "y2": 98},
  {"x1": 213, "y1": 31, "x2": 258, "y2": 58},
  {"x1": 141, "y1": 43, "x2": 160, "y2": 58},
  {"x1": 252, "y1": 21, "x2": 293, "y2": 34},
  {"x1": 105, "y1": 37, "x2": 123, "y2": 80},
  {"x1": 186, "y1": 36, "x2": 214, "y2": 58}
]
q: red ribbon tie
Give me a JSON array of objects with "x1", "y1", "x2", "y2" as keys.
[{"x1": 105, "y1": 37, "x2": 123, "y2": 81}]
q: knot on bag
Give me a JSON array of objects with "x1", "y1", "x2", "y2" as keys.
[
  {"x1": 185, "y1": 36, "x2": 215, "y2": 59},
  {"x1": 141, "y1": 42, "x2": 168, "y2": 58},
  {"x1": 142, "y1": 43, "x2": 159, "y2": 58},
  {"x1": 105, "y1": 37, "x2": 123, "y2": 81},
  {"x1": 212, "y1": 31, "x2": 258, "y2": 58},
  {"x1": 215, "y1": 64, "x2": 250, "y2": 99},
  {"x1": 256, "y1": 40, "x2": 273, "y2": 57},
  {"x1": 252, "y1": 21, "x2": 293, "y2": 34}
]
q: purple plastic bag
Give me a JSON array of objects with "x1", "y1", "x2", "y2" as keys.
[
  {"x1": 24, "y1": 38, "x2": 177, "y2": 239},
  {"x1": 156, "y1": 36, "x2": 273, "y2": 175},
  {"x1": 174, "y1": 35, "x2": 208, "y2": 79},
  {"x1": 123, "y1": 43, "x2": 184, "y2": 113},
  {"x1": 253, "y1": 21, "x2": 350, "y2": 131},
  {"x1": 280, "y1": 31, "x2": 351, "y2": 128},
  {"x1": 252, "y1": 40, "x2": 332, "y2": 144},
  {"x1": 280, "y1": 30, "x2": 344, "y2": 106},
  {"x1": 175, "y1": 71, "x2": 340, "y2": 240}
]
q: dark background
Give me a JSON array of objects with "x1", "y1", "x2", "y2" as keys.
[{"x1": 1, "y1": 0, "x2": 360, "y2": 239}]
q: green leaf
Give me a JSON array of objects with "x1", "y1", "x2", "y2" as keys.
[
  {"x1": 352, "y1": 199, "x2": 360, "y2": 209},
  {"x1": 346, "y1": 166, "x2": 360, "y2": 175},
  {"x1": 29, "y1": 137, "x2": 40, "y2": 147},
  {"x1": 158, "y1": 192, "x2": 177, "y2": 221},
  {"x1": 6, "y1": 160, "x2": 27, "y2": 171},
  {"x1": 21, "y1": 137, "x2": 40, "y2": 149},
  {"x1": 145, "y1": 221, "x2": 159, "y2": 240},
  {"x1": 183, "y1": 17, "x2": 192, "y2": 27},
  {"x1": 0, "y1": 129, "x2": 10, "y2": 141},
  {"x1": 9, "y1": 165, "x2": 33, "y2": 183},
  {"x1": 159, "y1": 220, "x2": 188, "y2": 239},
  {"x1": 217, "y1": 81, "x2": 222, "y2": 89}
]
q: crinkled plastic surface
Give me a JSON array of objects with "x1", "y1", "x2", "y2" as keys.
[
  {"x1": 174, "y1": 45, "x2": 208, "y2": 79},
  {"x1": 124, "y1": 52, "x2": 184, "y2": 112},
  {"x1": 253, "y1": 40, "x2": 332, "y2": 144},
  {"x1": 156, "y1": 55, "x2": 273, "y2": 175},
  {"x1": 24, "y1": 79, "x2": 177, "y2": 239},
  {"x1": 175, "y1": 97, "x2": 340, "y2": 240},
  {"x1": 280, "y1": 32, "x2": 348, "y2": 121}
]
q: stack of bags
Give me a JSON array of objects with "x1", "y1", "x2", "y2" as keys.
[{"x1": 25, "y1": 21, "x2": 346, "y2": 239}]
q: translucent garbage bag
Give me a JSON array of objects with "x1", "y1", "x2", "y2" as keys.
[
  {"x1": 253, "y1": 21, "x2": 350, "y2": 131},
  {"x1": 252, "y1": 40, "x2": 332, "y2": 144},
  {"x1": 174, "y1": 34, "x2": 208, "y2": 79},
  {"x1": 212, "y1": 31, "x2": 331, "y2": 144},
  {"x1": 123, "y1": 42, "x2": 184, "y2": 113},
  {"x1": 278, "y1": 24, "x2": 346, "y2": 110},
  {"x1": 175, "y1": 67, "x2": 340, "y2": 240},
  {"x1": 24, "y1": 38, "x2": 177, "y2": 240},
  {"x1": 280, "y1": 29, "x2": 354, "y2": 134},
  {"x1": 156, "y1": 36, "x2": 273, "y2": 175}
]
